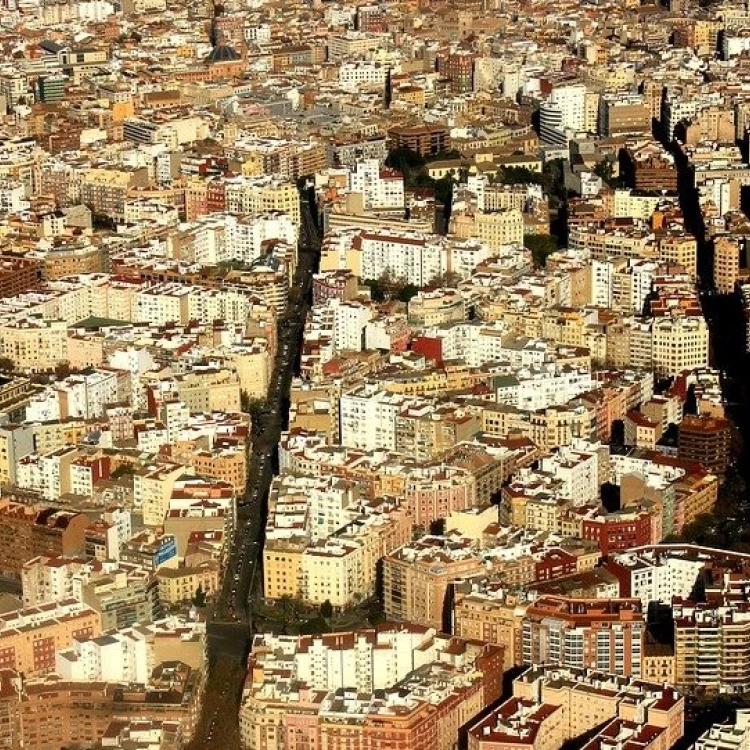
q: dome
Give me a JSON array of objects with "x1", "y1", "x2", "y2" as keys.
[{"x1": 205, "y1": 44, "x2": 241, "y2": 63}]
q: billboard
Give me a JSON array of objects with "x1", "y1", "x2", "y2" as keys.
[{"x1": 154, "y1": 536, "x2": 177, "y2": 567}]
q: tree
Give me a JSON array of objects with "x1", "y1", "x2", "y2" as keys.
[
  {"x1": 429, "y1": 518, "x2": 445, "y2": 535},
  {"x1": 0, "y1": 358, "x2": 13, "y2": 373},
  {"x1": 366, "y1": 279, "x2": 386, "y2": 302},
  {"x1": 300, "y1": 616, "x2": 330, "y2": 635},
  {"x1": 396, "y1": 284, "x2": 419, "y2": 303},
  {"x1": 367, "y1": 598, "x2": 385, "y2": 626},
  {"x1": 494, "y1": 166, "x2": 544, "y2": 186},
  {"x1": 593, "y1": 159, "x2": 614, "y2": 184},
  {"x1": 541, "y1": 159, "x2": 568, "y2": 206},
  {"x1": 193, "y1": 584, "x2": 207, "y2": 608},
  {"x1": 241, "y1": 392, "x2": 264, "y2": 423},
  {"x1": 680, "y1": 513, "x2": 718, "y2": 545},
  {"x1": 54, "y1": 361, "x2": 71, "y2": 380},
  {"x1": 385, "y1": 147, "x2": 427, "y2": 185},
  {"x1": 320, "y1": 599, "x2": 333, "y2": 619},
  {"x1": 432, "y1": 175, "x2": 455, "y2": 208},
  {"x1": 366, "y1": 270, "x2": 396, "y2": 302},
  {"x1": 111, "y1": 463, "x2": 135, "y2": 480},
  {"x1": 428, "y1": 271, "x2": 462, "y2": 288},
  {"x1": 426, "y1": 149, "x2": 463, "y2": 162},
  {"x1": 524, "y1": 234, "x2": 558, "y2": 267},
  {"x1": 593, "y1": 158, "x2": 624, "y2": 189}
]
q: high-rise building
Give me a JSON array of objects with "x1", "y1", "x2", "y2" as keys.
[
  {"x1": 540, "y1": 84, "x2": 588, "y2": 144},
  {"x1": 437, "y1": 51, "x2": 476, "y2": 94},
  {"x1": 37, "y1": 75, "x2": 66, "y2": 103},
  {"x1": 714, "y1": 236, "x2": 749, "y2": 293},
  {"x1": 520, "y1": 596, "x2": 645, "y2": 677},
  {"x1": 0, "y1": 501, "x2": 91, "y2": 580},
  {"x1": 678, "y1": 414, "x2": 732, "y2": 475}
]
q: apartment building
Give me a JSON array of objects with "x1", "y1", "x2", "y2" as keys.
[
  {"x1": 382, "y1": 530, "x2": 586, "y2": 632},
  {"x1": 678, "y1": 414, "x2": 731, "y2": 476},
  {"x1": 713, "y1": 236, "x2": 749, "y2": 293},
  {"x1": 408, "y1": 289, "x2": 467, "y2": 326},
  {"x1": 598, "y1": 93, "x2": 651, "y2": 136},
  {"x1": 0, "y1": 599, "x2": 100, "y2": 675},
  {"x1": 383, "y1": 536, "x2": 492, "y2": 630},
  {"x1": 99, "y1": 720, "x2": 184, "y2": 749},
  {"x1": 474, "y1": 209, "x2": 524, "y2": 250},
  {"x1": 240, "y1": 627, "x2": 503, "y2": 750},
  {"x1": 0, "y1": 501, "x2": 91, "y2": 580},
  {"x1": 693, "y1": 711, "x2": 750, "y2": 750},
  {"x1": 228, "y1": 137, "x2": 326, "y2": 182},
  {"x1": 652, "y1": 313, "x2": 710, "y2": 376},
  {"x1": 387, "y1": 123, "x2": 450, "y2": 156},
  {"x1": 0, "y1": 318, "x2": 68, "y2": 373},
  {"x1": 56, "y1": 615, "x2": 204, "y2": 683},
  {"x1": 623, "y1": 142, "x2": 678, "y2": 192},
  {"x1": 347, "y1": 159, "x2": 405, "y2": 209},
  {"x1": 162, "y1": 441, "x2": 246, "y2": 495},
  {"x1": 605, "y1": 544, "x2": 750, "y2": 607},
  {"x1": 79, "y1": 167, "x2": 149, "y2": 221},
  {"x1": 673, "y1": 599, "x2": 750, "y2": 692},
  {"x1": 0, "y1": 255, "x2": 42, "y2": 298},
  {"x1": 264, "y1": 471, "x2": 410, "y2": 606},
  {"x1": 521, "y1": 596, "x2": 645, "y2": 677},
  {"x1": 163, "y1": 485, "x2": 234, "y2": 555},
  {"x1": 157, "y1": 561, "x2": 221, "y2": 605},
  {"x1": 223, "y1": 175, "x2": 301, "y2": 225},
  {"x1": 469, "y1": 666, "x2": 684, "y2": 750},
  {"x1": 0, "y1": 423, "x2": 34, "y2": 486},
  {"x1": 133, "y1": 463, "x2": 186, "y2": 527},
  {"x1": 0, "y1": 662, "x2": 202, "y2": 747},
  {"x1": 80, "y1": 565, "x2": 160, "y2": 630}
]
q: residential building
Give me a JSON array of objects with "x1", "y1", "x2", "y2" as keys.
[
  {"x1": 0, "y1": 501, "x2": 90, "y2": 580},
  {"x1": 678, "y1": 414, "x2": 732, "y2": 475}
]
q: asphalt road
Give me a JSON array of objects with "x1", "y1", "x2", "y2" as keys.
[{"x1": 189, "y1": 194, "x2": 321, "y2": 747}]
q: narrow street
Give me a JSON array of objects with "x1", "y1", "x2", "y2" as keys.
[
  {"x1": 667, "y1": 135, "x2": 750, "y2": 485},
  {"x1": 189, "y1": 194, "x2": 320, "y2": 749}
]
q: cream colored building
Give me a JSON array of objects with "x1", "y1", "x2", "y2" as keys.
[
  {"x1": 454, "y1": 592, "x2": 524, "y2": 671},
  {"x1": 157, "y1": 561, "x2": 220, "y2": 604},
  {"x1": 31, "y1": 419, "x2": 88, "y2": 455},
  {"x1": 135, "y1": 463, "x2": 187, "y2": 527},
  {"x1": 408, "y1": 289, "x2": 467, "y2": 327},
  {"x1": 224, "y1": 176, "x2": 301, "y2": 226},
  {"x1": 475, "y1": 209, "x2": 524, "y2": 251},
  {"x1": 226, "y1": 346, "x2": 272, "y2": 400},
  {"x1": 714, "y1": 236, "x2": 747, "y2": 293},
  {"x1": 469, "y1": 666, "x2": 684, "y2": 750},
  {"x1": 658, "y1": 233, "x2": 698, "y2": 277},
  {"x1": 0, "y1": 424, "x2": 34, "y2": 486},
  {"x1": 263, "y1": 540, "x2": 305, "y2": 600},
  {"x1": 300, "y1": 540, "x2": 364, "y2": 609},
  {"x1": 652, "y1": 314, "x2": 709, "y2": 377},
  {"x1": 642, "y1": 647, "x2": 676, "y2": 684},
  {"x1": 0, "y1": 319, "x2": 68, "y2": 373},
  {"x1": 612, "y1": 190, "x2": 661, "y2": 221},
  {"x1": 176, "y1": 369, "x2": 242, "y2": 414}
]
